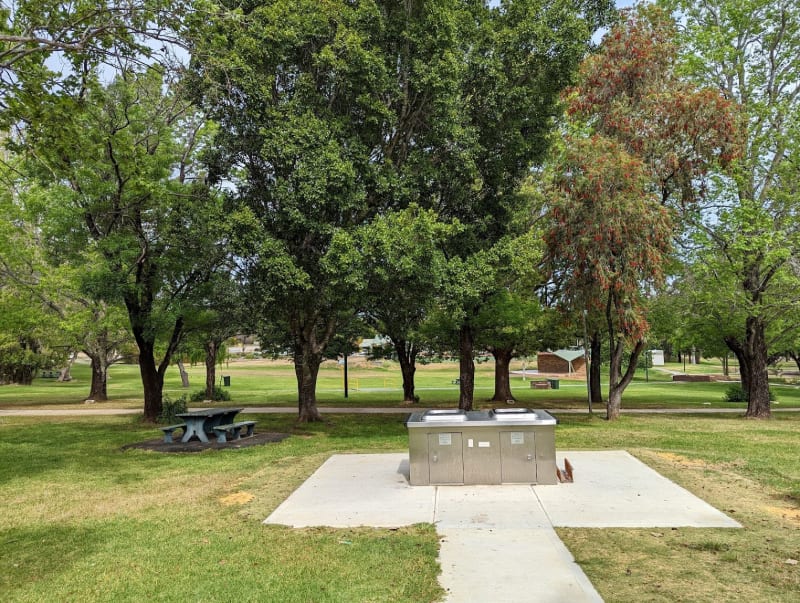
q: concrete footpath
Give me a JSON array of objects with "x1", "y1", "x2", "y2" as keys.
[{"x1": 265, "y1": 452, "x2": 740, "y2": 603}]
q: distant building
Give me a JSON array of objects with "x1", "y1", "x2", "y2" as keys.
[
  {"x1": 358, "y1": 336, "x2": 391, "y2": 355},
  {"x1": 537, "y1": 349, "x2": 587, "y2": 375},
  {"x1": 650, "y1": 350, "x2": 665, "y2": 366}
]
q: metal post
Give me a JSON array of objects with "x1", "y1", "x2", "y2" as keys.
[
  {"x1": 343, "y1": 354, "x2": 349, "y2": 399},
  {"x1": 582, "y1": 310, "x2": 592, "y2": 414}
]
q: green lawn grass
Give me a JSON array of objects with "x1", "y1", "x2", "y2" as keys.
[
  {"x1": 0, "y1": 413, "x2": 798, "y2": 602},
  {"x1": 2, "y1": 357, "x2": 799, "y2": 410}
]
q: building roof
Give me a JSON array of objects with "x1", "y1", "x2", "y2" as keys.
[{"x1": 553, "y1": 349, "x2": 585, "y2": 363}]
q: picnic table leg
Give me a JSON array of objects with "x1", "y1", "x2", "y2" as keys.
[{"x1": 181, "y1": 420, "x2": 210, "y2": 443}]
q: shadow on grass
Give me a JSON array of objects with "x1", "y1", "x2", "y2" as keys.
[{"x1": 0, "y1": 523, "x2": 106, "y2": 589}]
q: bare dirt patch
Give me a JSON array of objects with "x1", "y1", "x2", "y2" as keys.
[
  {"x1": 220, "y1": 491, "x2": 256, "y2": 506},
  {"x1": 654, "y1": 451, "x2": 711, "y2": 469},
  {"x1": 763, "y1": 505, "x2": 800, "y2": 526}
]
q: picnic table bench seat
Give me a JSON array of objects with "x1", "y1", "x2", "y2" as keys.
[
  {"x1": 212, "y1": 420, "x2": 256, "y2": 443},
  {"x1": 160, "y1": 423, "x2": 187, "y2": 443}
]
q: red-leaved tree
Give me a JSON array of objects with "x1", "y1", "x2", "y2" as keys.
[
  {"x1": 566, "y1": 5, "x2": 740, "y2": 208},
  {"x1": 546, "y1": 5, "x2": 740, "y2": 419},
  {"x1": 546, "y1": 135, "x2": 673, "y2": 419}
]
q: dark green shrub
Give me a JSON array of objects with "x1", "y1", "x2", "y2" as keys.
[
  {"x1": 189, "y1": 387, "x2": 231, "y2": 402},
  {"x1": 724, "y1": 385, "x2": 747, "y2": 402},
  {"x1": 158, "y1": 395, "x2": 187, "y2": 424},
  {"x1": 723, "y1": 385, "x2": 776, "y2": 402}
]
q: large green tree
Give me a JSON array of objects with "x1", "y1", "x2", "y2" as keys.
[
  {"x1": 339, "y1": 205, "x2": 457, "y2": 404},
  {"x1": 187, "y1": 0, "x2": 411, "y2": 421},
  {"x1": 187, "y1": 0, "x2": 613, "y2": 419},
  {"x1": 12, "y1": 68, "x2": 227, "y2": 420},
  {"x1": 435, "y1": 0, "x2": 615, "y2": 411},
  {"x1": 0, "y1": 162, "x2": 134, "y2": 395},
  {"x1": 0, "y1": 0, "x2": 187, "y2": 87},
  {"x1": 662, "y1": 0, "x2": 800, "y2": 418}
]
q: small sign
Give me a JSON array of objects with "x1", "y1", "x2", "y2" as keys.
[
  {"x1": 438, "y1": 433, "x2": 452, "y2": 446},
  {"x1": 510, "y1": 432, "x2": 524, "y2": 445},
  {"x1": 478, "y1": 441, "x2": 491, "y2": 448}
]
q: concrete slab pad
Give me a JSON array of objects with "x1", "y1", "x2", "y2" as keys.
[
  {"x1": 434, "y1": 485, "x2": 550, "y2": 529},
  {"x1": 264, "y1": 453, "x2": 435, "y2": 528},
  {"x1": 535, "y1": 451, "x2": 741, "y2": 528},
  {"x1": 437, "y1": 527, "x2": 602, "y2": 603},
  {"x1": 264, "y1": 452, "x2": 739, "y2": 603}
]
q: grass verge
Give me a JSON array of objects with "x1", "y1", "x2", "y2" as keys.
[
  {"x1": 2, "y1": 358, "x2": 799, "y2": 410},
  {"x1": 1, "y1": 412, "x2": 798, "y2": 601}
]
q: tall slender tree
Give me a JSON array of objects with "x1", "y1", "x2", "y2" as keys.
[
  {"x1": 547, "y1": 5, "x2": 739, "y2": 418},
  {"x1": 661, "y1": 0, "x2": 800, "y2": 418},
  {"x1": 435, "y1": 0, "x2": 615, "y2": 410},
  {"x1": 13, "y1": 68, "x2": 228, "y2": 420},
  {"x1": 546, "y1": 136, "x2": 673, "y2": 419}
]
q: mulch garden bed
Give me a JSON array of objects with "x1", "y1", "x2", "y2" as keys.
[{"x1": 122, "y1": 431, "x2": 290, "y2": 453}]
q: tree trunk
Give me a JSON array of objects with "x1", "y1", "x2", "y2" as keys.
[
  {"x1": 58, "y1": 350, "x2": 78, "y2": 382},
  {"x1": 606, "y1": 387, "x2": 622, "y2": 421},
  {"x1": 86, "y1": 354, "x2": 109, "y2": 401},
  {"x1": 294, "y1": 344, "x2": 323, "y2": 422},
  {"x1": 789, "y1": 351, "x2": 800, "y2": 373},
  {"x1": 177, "y1": 359, "x2": 190, "y2": 388},
  {"x1": 490, "y1": 347, "x2": 515, "y2": 403},
  {"x1": 458, "y1": 324, "x2": 475, "y2": 411},
  {"x1": 744, "y1": 316, "x2": 771, "y2": 418},
  {"x1": 205, "y1": 340, "x2": 219, "y2": 400},
  {"x1": 606, "y1": 338, "x2": 644, "y2": 421},
  {"x1": 394, "y1": 338, "x2": 418, "y2": 403},
  {"x1": 137, "y1": 339, "x2": 165, "y2": 422},
  {"x1": 589, "y1": 331, "x2": 603, "y2": 407},
  {"x1": 128, "y1": 313, "x2": 183, "y2": 422},
  {"x1": 724, "y1": 316, "x2": 771, "y2": 418}
]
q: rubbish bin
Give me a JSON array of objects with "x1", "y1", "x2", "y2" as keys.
[
  {"x1": 222, "y1": 375, "x2": 231, "y2": 387},
  {"x1": 547, "y1": 378, "x2": 559, "y2": 390}
]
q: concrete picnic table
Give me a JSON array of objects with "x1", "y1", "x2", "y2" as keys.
[{"x1": 175, "y1": 408, "x2": 243, "y2": 443}]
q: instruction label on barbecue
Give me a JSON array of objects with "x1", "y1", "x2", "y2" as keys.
[
  {"x1": 438, "y1": 433, "x2": 452, "y2": 446},
  {"x1": 510, "y1": 432, "x2": 524, "y2": 445}
]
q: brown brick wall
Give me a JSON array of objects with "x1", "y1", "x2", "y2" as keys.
[{"x1": 536, "y1": 352, "x2": 586, "y2": 376}]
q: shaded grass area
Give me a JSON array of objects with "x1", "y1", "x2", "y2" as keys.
[
  {"x1": 2, "y1": 358, "x2": 800, "y2": 410},
  {"x1": 0, "y1": 414, "x2": 439, "y2": 602},
  {"x1": 1, "y1": 413, "x2": 798, "y2": 602}
]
